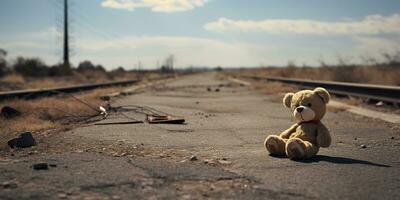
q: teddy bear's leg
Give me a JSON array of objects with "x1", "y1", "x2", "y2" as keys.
[
  {"x1": 286, "y1": 139, "x2": 319, "y2": 159},
  {"x1": 285, "y1": 138, "x2": 307, "y2": 159},
  {"x1": 264, "y1": 135, "x2": 286, "y2": 155},
  {"x1": 303, "y1": 141, "x2": 319, "y2": 158}
]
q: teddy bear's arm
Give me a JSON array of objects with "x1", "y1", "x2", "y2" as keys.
[
  {"x1": 279, "y1": 124, "x2": 298, "y2": 139},
  {"x1": 316, "y1": 123, "x2": 331, "y2": 147}
]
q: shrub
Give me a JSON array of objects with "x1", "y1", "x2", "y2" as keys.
[{"x1": 13, "y1": 57, "x2": 49, "y2": 77}]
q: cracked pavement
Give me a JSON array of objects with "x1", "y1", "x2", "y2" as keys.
[{"x1": 1, "y1": 72, "x2": 400, "y2": 199}]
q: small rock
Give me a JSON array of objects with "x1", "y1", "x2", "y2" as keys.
[
  {"x1": 2, "y1": 181, "x2": 18, "y2": 189},
  {"x1": 207, "y1": 87, "x2": 212, "y2": 92},
  {"x1": 218, "y1": 160, "x2": 232, "y2": 165},
  {"x1": 354, "y1": 137, "x2": 357, "y2": 140},
  {"x1": 215, "y1": 88, "x2": 220, "y2": 92},
  {"x1": 49, "y1": 164, "x2": 57, "y2": 168},
  {"x1": 203, "y1": 159, "x2": 216, "y2": 165},
  {"x1": 120, "y1": 152, "x2": 127, "y2": 157},
  {"x1": 112, "y1": 152, "x2": 120, "y2": 157},
  {"x1": 57, "y1": 193, "x2": 67, "y2": 199},
  {"x1": 112, "y1": 195, "x2": 121, "y2": 200},
  {"x1": 99, "y1": 95, "x2": 111, "y2": 101},
  {"x1": 195, "y1": 101, "x2": 200, "y2": 104},
  {"x1": 1, "y1": 106, "x2": 21, "y2": 119},
  {"x1": 8, "y1": 132, "x2": 36, "y2": 148},
  {"x1": 360, "y1": 144, "x2": 367, "y2": 149},
  {"x1": 375, "y1": 101, "x2": 384, "y2": 107},
  {"x1": 189, "y1": 155, "x2": 198, "y2": 161},
  {"x1": 33, "y1": 163, "x2": 49, "y2": 170},
  {"x1": 391, "y1": 136, "x2": 395, "y2": 140}
]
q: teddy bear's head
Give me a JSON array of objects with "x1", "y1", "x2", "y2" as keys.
[{"x1": 283, "y1": 87, "x2": 330, "y2": 123}]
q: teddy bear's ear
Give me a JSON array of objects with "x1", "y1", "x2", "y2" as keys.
[
  {"x1": 283, "y1": 93, "x2": 294, "y2": 108},
  {"x1": 314, "y1": 87, "x2": 330, "y2": 104}
]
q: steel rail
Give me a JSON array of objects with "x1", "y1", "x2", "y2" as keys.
[
  {"x1": 241, "y1": 76, "x2": 400, "y2": 104},
  {"x1": 0, "y1": 79, "x2": 140, "y2": 101}
]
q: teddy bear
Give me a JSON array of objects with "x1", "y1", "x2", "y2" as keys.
[{"x1": 264, "y1": 87, "x2": 332, "y2": 159}]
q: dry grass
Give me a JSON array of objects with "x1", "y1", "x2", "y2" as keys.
[
  {"x1": 0, "y1": 87, "x2": 123, "y2": 150},
  {"x1": 249, "y1": 81, "x2": 297, "y2": 95},
  {"x1": 234, "y1": 65, "x2": 400, "y2": 86},
  {"x1": 0, "y1": 71, "x2": 143, "y2": 92},
  {"x1": 0, "y1": 73, "x2": 25, "y2": 83}
]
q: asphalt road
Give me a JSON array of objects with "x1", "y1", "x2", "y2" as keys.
[{"x1": 1, "y1": 73, "x2": 399, "y2": 199}]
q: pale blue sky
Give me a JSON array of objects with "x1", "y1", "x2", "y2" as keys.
[{"x1": 1, "y1": 0, "x2": 400, "y2": 69}]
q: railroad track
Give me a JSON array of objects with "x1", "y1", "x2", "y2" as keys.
[
  {"x1": 241, "y1": 76, "x2": 400, "y2": 105},
  {"x1": 0, "y1": 79, "x2": 141, "y2": 101}
]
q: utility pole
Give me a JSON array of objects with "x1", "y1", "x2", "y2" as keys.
[{"x1": 63, "y1": 0, "x2": 70, "y2": 67}]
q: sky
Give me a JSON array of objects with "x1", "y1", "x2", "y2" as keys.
[{"x1": 0, "y1": 0, "x2": 400, "y2": 70}]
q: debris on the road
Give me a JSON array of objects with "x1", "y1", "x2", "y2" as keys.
[
  {"x1": 189, "y1": 155, "x2": 198, "y2": 161},
  {"x1": 360, "y1": 144, "x2": 367, "y2": 149},
  {"x1": 375, "y1": 101, "x2": 384, "y2": 107},
  {"x1": 32, "y1": 163, "x2": 49, "y2": 170},
  {"x1": 218, "y1": 160, "x2": 232, "y2": 165},
  {"x1": 99, "y1": 106, "x2": 108, "y2": 117},
  {"x1": 120, "y1": 152, "x2": 128, "y2": 156},
  {"x1": 8, "y1": 132, "x2": 36, "y2": 148},
  {"x1": 95, "y1": 120, "x2": 144, "y2": 125},
  {"x1": 1, "y1": 106, "x2": 21, "y2": 119},
  {"x1": 147, "y1": 115, "x2": 185, "y2": 124},
  {"x1": 105, "y1": 104, "x2": 186, "y2": 125},
  {"x1": 203, "y1": 159, "x2": 216, "y2": 165},
  {"x1": 1, "y1": 181, "x2": 18, "y2": 189},
  {"x1": 99, "y1": 95, "x2": 111, "y2": 102},
  {"x1": 111, "y1": 195, "x2": 121, "y2": 200},
  {"x1": 57, "y1": 193, "x2": 68, "y2": 199}
]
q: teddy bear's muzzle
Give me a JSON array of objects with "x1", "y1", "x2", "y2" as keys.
[{"x1": 293, "y1": 106, "x2": 315, "y2": 122}]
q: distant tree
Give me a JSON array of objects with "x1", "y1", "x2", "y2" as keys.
[
  {"x1": 0, "y1": 48, "x2": 7, "y2": 76},
  {"x1": 381, "y1": 51, "x2": 400, "y2": 66},
  {"x1": 49, "y1": 63, "x2": 73, "y2": 76},
  {"x1": 13, "y1": 57, "x2": 49, "y2": 77},
  {"x1": 77, "y1": 60, "x2": 96, "y2": 71},
  {"x1": 214, "y1": 66, "x2": 223, "y2": 71},
  {"x1": 112, "y1": 66, "x2": 125, "y2": 73},
  {"x1": 0, "y1": 48, "x2": 6, "y2": 57},
  {"x1": 95, "y1": 64, "x2": 106, "y2": 72},
  {"x1": 161, "y1": 54, "x2": 174, "y2": 73},
  {"x1": 78, "y1": 60, "x2": 106, "y2": 72}
]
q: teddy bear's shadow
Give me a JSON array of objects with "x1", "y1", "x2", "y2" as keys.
[{"x1": 296, "y1": 155, "x2": 391, "y2": 167}]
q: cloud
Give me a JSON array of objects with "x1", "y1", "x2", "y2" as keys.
[
  {"x1": 75, "y1": 35, "x2": 275, "y2": 67},
  {"x1": 353, "y1": 36, "x2": 400, "y2": 62},
  {"x1": 204, "y1": 14, "x2": 400, "y2": 35},
  {"x1": 101, "y1": 0, "x2": 209, "y2": 12},
  {"x1": 3, "y1": 27, "x2": 399, "y2": 69}
]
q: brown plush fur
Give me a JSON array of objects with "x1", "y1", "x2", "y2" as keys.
[{"x1": 264, "y1": 87, "x2": 331, "y2": 159}]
